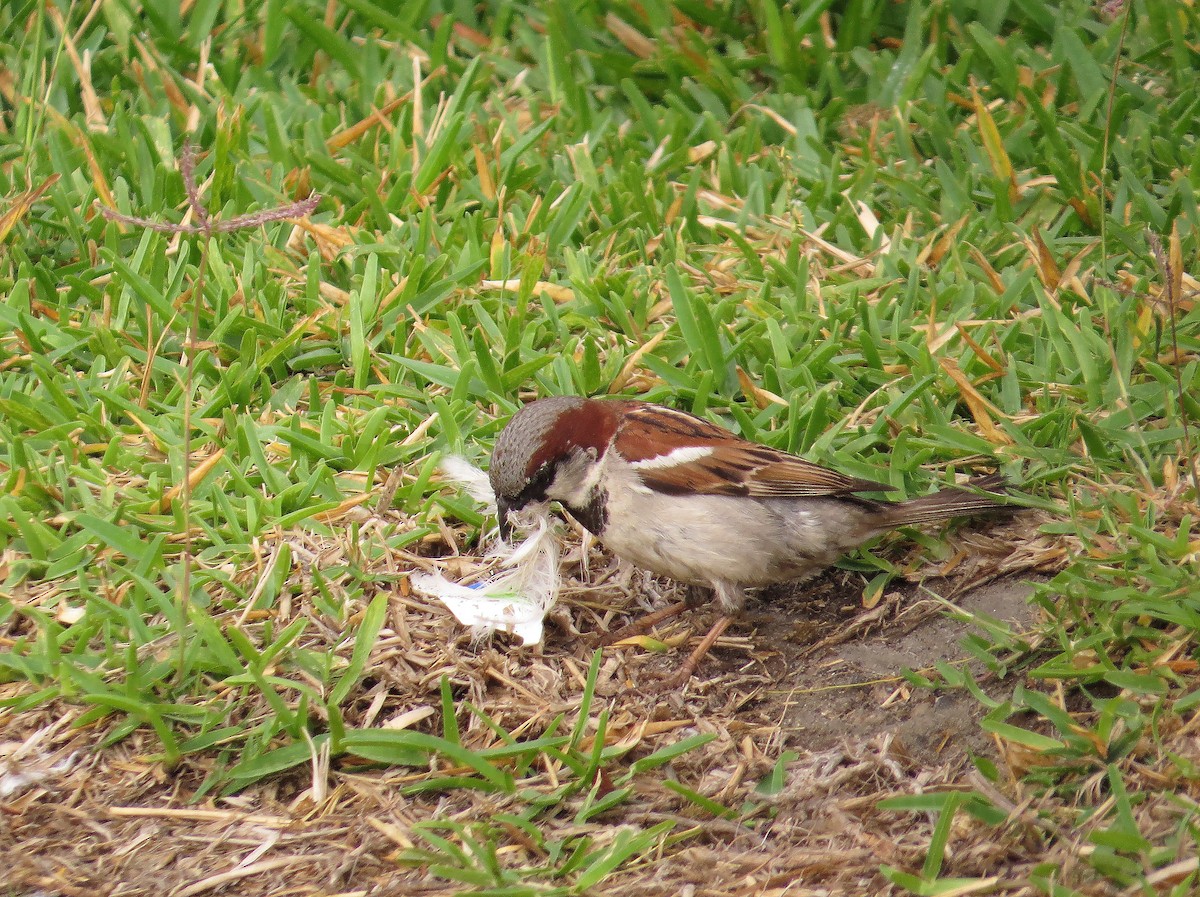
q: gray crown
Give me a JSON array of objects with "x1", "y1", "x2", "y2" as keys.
[{"x1": 489, "y1": 396, "x2": 585, "y2": 500}]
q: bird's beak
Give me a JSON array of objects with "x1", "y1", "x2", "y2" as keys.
[{"x1": 496, "y1": 498, "x2": 513, "y2": 541}]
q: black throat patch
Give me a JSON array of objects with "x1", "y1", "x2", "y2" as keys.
[{"x1": 567, "y1": 486, "x2": 608, "y2": 536}]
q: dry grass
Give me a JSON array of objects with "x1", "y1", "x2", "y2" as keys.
[{"x1": 1, "y1": 504, "x2": 1081, "y2": 897}]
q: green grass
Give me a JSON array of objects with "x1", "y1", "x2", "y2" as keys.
[{"x1": 2, "y1": 0, "x2": 1200, "y2": 893}]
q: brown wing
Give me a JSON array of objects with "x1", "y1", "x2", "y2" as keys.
[{"x1": 613, "y1": 402, "x2": 893, "y2": 498}]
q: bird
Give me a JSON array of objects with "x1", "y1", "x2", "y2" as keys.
[{"x1": 488, "y1": 395, "x2": 1009, "y2": 690}]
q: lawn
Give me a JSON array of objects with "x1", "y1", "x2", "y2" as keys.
[{"x1": 2, "y1": 1, "x2": 1199, "y2": 895}]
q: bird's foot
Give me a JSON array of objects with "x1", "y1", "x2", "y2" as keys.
[
  {"x1": 595, "y1": 599, "x2": 690, "y2": 647},
  {"x1": 643, "y1": 615, "x2": 734, "y2": 694}
]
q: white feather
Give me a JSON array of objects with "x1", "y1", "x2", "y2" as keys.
[
  {"x1": 440, "y1": 454, "x2": 497, "y2": 509},
  {"x1": 414, "y1": 458, "x2": 560, "y2": 645}
]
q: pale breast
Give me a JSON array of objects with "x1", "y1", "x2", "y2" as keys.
[{"x1": 597, "y1": 486, "x2": 866, "y2": 588}]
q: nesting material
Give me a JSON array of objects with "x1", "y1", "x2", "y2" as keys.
[{"x1": 411, "y1": 456, "x2": 561, "y2": 645}]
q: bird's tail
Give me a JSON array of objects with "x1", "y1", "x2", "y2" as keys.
[{"x1": 883, "y1": 474, "x2": 1011, "y2": 528}]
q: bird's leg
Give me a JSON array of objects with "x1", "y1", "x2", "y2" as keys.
[
  {"x1": 599, "y1": 582, "x2": 712, "y2": 647},
  {"x1": 655, "y1": 614, "x2": 734, "y2": 692},
  {"x1": 601, "y1": 583, "x2": 713, "y2": 646},
  {"x1": 655, "y1": 582, "x2": 744, "y2": 689},
  {"x1": 682, "y1": 583, "x2": 711, "y2": 608},
  {"x1": 598, "y1": 599, "x2": 690, "y2": 646}
]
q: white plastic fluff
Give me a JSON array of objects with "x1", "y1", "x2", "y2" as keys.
[
  {"x1": 410, "y1": 455, "x2": 560, "y2": 645},
  {"x1": 438, "y1": 454, "x2": 500, "y2": 509}
]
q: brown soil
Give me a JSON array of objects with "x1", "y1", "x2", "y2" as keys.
[{"x1": 759, "y1": 574, "x2": 1037, "y2": 756}]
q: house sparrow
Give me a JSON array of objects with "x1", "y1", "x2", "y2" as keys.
[{"x1": 489, "y1": 395, "x2": 1008, "y2": 689}]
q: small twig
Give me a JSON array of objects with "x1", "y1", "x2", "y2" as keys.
[
  {"x1": 178, "y1": 141, "x2": 209, "y2": 231},
  {"x1": 97, "y1": 168, "x2": 319, "y2": 235}
]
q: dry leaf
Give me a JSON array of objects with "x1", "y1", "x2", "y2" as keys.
[
  {"x1": 479, "y1": 279, "x2": 575, "y2": 303},
  {"x1": 1025, "y1": 225, "x2": 1060, "y2": 291},
  {"x1": 606, "y1": 14, "x2": 655, "y2": 58},
  {"x1": 939, "y1": 357, "x2": 1013, "y2": 445},
  {"x1": 0, "y1": 174, "x2": 59, "y2": 243},
  {"x1": 923, "y1": 215, "x2": 969, "y2": 268},
  {"x1": 972, "y1": 86, "x2": 1018, "y2": 204},
  {"x1": 736, "y1": 367, "x2": 787, "y2": 410}
]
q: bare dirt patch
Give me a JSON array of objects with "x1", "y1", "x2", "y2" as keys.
[{"x1": 763, "y1": 574, "x2": 1038, "y2": 756}]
